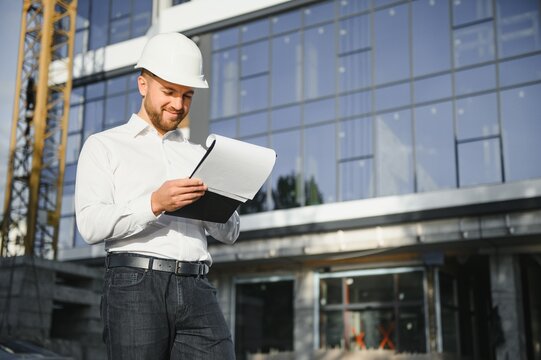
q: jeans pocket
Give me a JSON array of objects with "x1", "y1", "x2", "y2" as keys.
[{"x1": 109, "y1": 267, "x2": 147, "y2": 288}]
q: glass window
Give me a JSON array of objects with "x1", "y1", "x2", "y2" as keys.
[
  {"x1": 338, "y1": 0, "x2": 371, "y2": 16},
  {"x1": 339, "y1": 15, "x2": 370, "y2": 54},
  {"x1": 454, "y1": 64, "x2": 496, "y2": 96},
  {"x1": 61, "y1": 184, "x2": 75, "y2": 217},
  {"x1": 501, "y1": 84, "x2": 541, "y2": 181},
  {"x1": 106, "y1": 75, "x2": 128, "y2": 95},
  {"x1": 374, "y1": 4, "x2": 410, "y2": 84},
  {"x1": 104, "y1": 94, "x2": 127, "y2": 126},
  {"x1": 458, "y1": 138, "x2": 502, "y2": 187},
  {"x1": 241, "y1": 18, "x2": 270, "y2": 43},
  {"x1": 348, "y1": 274, "x2": 394, "y2": 303},
  {"x1": 211, "y1": 49, "x2": 239, "y2": 118},
  {"x1": 212, "y1": 27, "x2": 239, "y2": 50},
  {"x1": 304, "y1": 24, "x2": 336, "y2": 100},
  {"x1": 111, "y1": 0, "x2": 130, "y2": 19},
  {"x1": 271, "y1": 32, "x2": 302, "y2": 106},
  {"x1": 455, "y1": 93, "x2": 499, "y2": 141},
  {"x1": 271, "y1": 105, "x2": 301, "y2": 131},
  {"x1": 127, "y1": 90, "x2": 141, "y2": 115},
  {"x1": 304, "y1": 123, "x2": 336, "y2": 205},
  {"x1": 496, "y1": 0, "x2": 541, "y2": 58},
  {"x1": 339, "y1": 116, "x2": 372, "y2": 159},
  {"x1": 453, "y1": 22, "x2": 495, "y2": 68},
  {"x1": 376, "y1": 110, "x2": 414, "y2": 196},
  {"x1": 64, "y1": 164, "x2": 77, "y2": 185},
  {"x1": 304, "y1": 2, "x2": 334, "y2": 27},
  {"x1": 241, "y1": 40, "x2": 269, "y2": 77},
  {"x1": 319, "y1": 278, "x2": 342, "y2": 305},
  {"x1": 68, "y1": 104, "x2": 83, "y2": 133},
  {"x1": 339, "y1": 51, "x2": 371, "y2": 92},
  {"x1": 239, "y1": 111, "x2": 267, "y2": 137},
  {"x1": 83, "y1": 99, "x2": 104, "y2": 141},
  {"x1": 375, "y1": 82, "x2": 411, "y2": 111},
  {"x1": 71, "y1": 87, "x2": 85, "y2": 105},
  {"x1": 304, "y1": 97, "x2": 335, "y2": 126},
  {"x1": 132, "y1": 0, "x2": 152, "y2": 38},
  {"x1": 414, "y1": 74, "x2": 452, "y2": 104},
  {"x1": 240, "y1": 75, "x2": 268, "y2": 113},
  {"x1": 271, "y1": 10, "x2": 301, "y2": 35},
  {"x1": 209, "y1": 118, "x2": 236, "y2": 138},
  {"x1": 58, "y1": 216, "x2": 75, "y2": 249},
  {"x1": 339, "y1": 158, "x2": 374, "y2": 201},
  {"x1": 452, "y1": 0, "x2": 492, "y2": 27},
  {"x1": 86, "y1": 82, "x2": 105, "y2": 100},
  {"x1": 414, "y1": 102, "x2": 457, "y2": 192},
  {"x1": 412, "y1": 0, "x2": 451, "y2": 77},
  {"x1": 271, "y1": 130, "x2": 302, "y2": 209},
  {"x1": 397, "y1": 272, "x2": 424, "y2": 302},
  {"x1": 499, "y1": 53, "x2": 541, "y2": 87},
  {"x1": 338, "y1": 90, "x2": 371, "y2": 118},
  {"x1": 76, "y1": 0, "x2": 90, "y2": 30},
  {"x1": 89, "y1": 0, "x2": 109, "y2": 50},
  {"x1": 66, "y1": 133, "x2": 82, "y2": 164}
]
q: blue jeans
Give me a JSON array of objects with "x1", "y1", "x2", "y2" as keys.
[{"x1": 101, "y1": 263, "x2": 235, "y2": 360}]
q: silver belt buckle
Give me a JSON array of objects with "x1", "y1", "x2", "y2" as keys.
[{"x1": 175, "y1": 260, "x2": 183, "y2": 275}]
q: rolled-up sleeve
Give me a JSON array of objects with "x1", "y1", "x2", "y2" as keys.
[
  {"x1": 203, "y1": 211, "x2": 240, "y2": 244},
  {"x1": 74, "y1": 136, "x2": 157, "y2": 244}
]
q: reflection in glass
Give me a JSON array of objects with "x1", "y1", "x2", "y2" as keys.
[
  {"x1": 68, "y1": 105, "x2": 83, "y2": 133},
  {"x1": 458, "y1": 138, "x2": 502, "y2": 187},
  {"x1": 304, "y1": 123, "x2": 336, "y2": 204},
  {"x1": 239, "y1": 111, "x2": 267, "y2": 137},
  {"x1": 414, "y1": 74, "x2": 452, "y2": 104},
  {"x1": 454, "y1": 64, "x2": 496, "y2": 96},
  {"x1": 66, "y1": 134, "x2": 82, "y2": 164},
  {"x1": 339, "y1": 51, "x2": 371, "y2": 92},
  {"x1": 452, "y1": 0, "x2": 492, "y2": 27},
  {"x1": 271, "y1": 33, "x2": 302, "y2": 106},
  {"x1": 412, "y1": 0, "x2": 451, "y2": 76},
  {"x1": 414, "y1": 102, "x2": 456, "y2": 192},
  {"x1": 271, "y1": 105, "x2": 301, "y2": 131},
  {"x1": 339, "y1": 15, "x2": 370, "y2": 54},
  {"x1": 83, "y1": 100, "x2": 104, "y2": 141},
  {"x1": 319, "y1": 278, "x2": 342, "y2": 305},
  {"x1": 304, "y1": 24, "x2": 335, "y2": 100},
  {"x1": 212, "y1": 27, "x2": 239, "y2": 50},
  {"x1": 496, "y1": 0, "x2": 541, "y2": 58},
  {"x1": 271, "y1": 130, "x2": 301, "y2": 209},
  {"x1": 240, "y1": 75, "x2": 268, "y2": 113},
  {"x1": 499, "y1": 53, "x2": 541, "y2": 87},
  {"x1": 89, "y1": 0, "x2": 108, "y2": 50},
  {"x1": 348, "y1": 275, "x2": 394, "y2": 303},
  {"x1": 501, "y1": 84, "x2": 541, "y2": 181},
  {"x1": 455, "y1": 93, "x2": 499, "y2": 141},
  {"x1": 374, "y1": 4, "x2": 409, "y2": 84},
  {"x1": 271, "y1": 11, "x2": 301, "y2": 35},
  {"x1": 376, "y1": 111, "x2": 414, "y2": 196},
  {"x1": 209, "y1": 118, "x2": 236, "y2": 138},
  {"x1": 241, "y1": 40, "x2": 269, "y2": 77},
  {"x1": 303, "y1": 2, "x2": 334, "y2": 27},
  {"x1": 241, "y1": 18, "x2": 269, "y2": 43},
  {"x1": 339, "y1": 116, "x2": 372, "y2": 159},
  {"x1": 374, "y1": 82, "x2": 410, "y2": 111},
  {"x1": 105, "y1": 94, "x2": 127, "y2": 126},
  {"x1": 339, "y1": 159, "x2": 374, "y2": 201},
  {"x1": 211, "y1": 49, "x2": 239, "y2": 118},
  {"x1": 339, "y1": 0, "x2": 371, "y2": 16},
  {"x1": 304, "y1": 98, "x2": 335, "y2": 126},
  {"x1": 338, "y1": 90, "x2": 371, "y2": 118},
  {"x1": 61, "y1": 184, "x2": 75, "y2": 217},
  {"x1": 58, "y1": 216, "x2": 75, "y2": 249},
  {"x1": 453, "y1": 22, "x2": 495, "y2": 67}
]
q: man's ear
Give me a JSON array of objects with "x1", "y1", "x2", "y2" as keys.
[{"x1": 137, "y1": 75, "x2": 148, "y2": 97}]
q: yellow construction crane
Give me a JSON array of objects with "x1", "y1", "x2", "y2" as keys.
[{"x1": 1, "y1": 0, "x2": 77, "y2": 259}]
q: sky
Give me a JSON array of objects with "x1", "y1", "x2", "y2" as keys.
[{"x1": 0, "y1": 0, "x2": 23, "y2": 218}]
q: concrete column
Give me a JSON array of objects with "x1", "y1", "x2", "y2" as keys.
[
  {"x1": 294, "y1": 269, "x2": 315, "y2": 360},
  {"x1": 490, "y1": 254, "x2": 527, "y2": 360}
]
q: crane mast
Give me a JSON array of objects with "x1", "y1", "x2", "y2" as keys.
[{"x1": 1, "y1": 0, "x2": 77, "y2": 259}]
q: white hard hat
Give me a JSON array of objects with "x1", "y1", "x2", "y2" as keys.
[{"x1": 134, "y1": 32, "x2": 208, "y2": 88}]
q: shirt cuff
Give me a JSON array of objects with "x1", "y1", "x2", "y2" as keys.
[{"x1": 128, "y1": 192, "x2": 158, "y2": 225}]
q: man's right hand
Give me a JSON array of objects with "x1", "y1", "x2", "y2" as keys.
[{"x1": 151, "y1": 178, "x2": 207, "y2": 215}]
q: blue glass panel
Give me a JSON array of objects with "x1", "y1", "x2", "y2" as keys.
[
  {"x1": 453, "y1": 0, "x2": 492, "y2": 27},
  {"x1": 83, "y1": 99, "x2": 104, "y2": 141},
  {"x1": 271, "y1": 130, "x2": 302, "y2": 209},
  {"x1": 89, "y1": 0, "x2": 108, "y2": 49},
  {"x1": 414, "y1": 102, "x2": 457, "y2": 192},
  {"x1": 501, "y1": 84, "x2": 541, "y2": 181},
  {"x1": 71, "y1": 87, "x2": 85, "y2": 104},
  {"x1": 458, "y1": 138, "x2": 502, "y2": 187},
  {"x1": 304, "y1": 98, "x2": 336, "y2": 125},
  {"x1": 64, "y1": 164, "x2": 77, "y2": 185},
  {"x1": 61, "y1": 184, "x2": 75, "y2": 216},
  {"x1": 338, "y1": 51, "x2": 371, "y2": 92},
  {"x1": 271, "y1": 105, "x2": 301, "y2": 131},
  {"x1": 240, "y1": 75, "x2": 268, "y2": 113},
  {"x1": 127, "y1": 90, "x2": 141, "y2": 115},
  {"x1": 453, "y1": 22, "x2": 495, "y2": 68},
  {"x1": 105, "y1": 94, "x2": 127, "y2": 126},
  {"x1": 414, "y1": 74, "x2": 452, "y2": 104},
  {"x1": 239, "y1": 111, "x2": 268, "y2": 137},
  {"x1": 304, "y1": 2, "x2": 335, "y2": 27},
  {"x1": 241, "y1": 40, "x2": 269, "y2": 77},
  {"x1": 496, "y1": 0, "x2": 541, "y2": 58},
  {"x1": 271, "y1": 32, "x2": 302, "y2": 106},
  {"x1": 212, "y1": 28, "x2": 239, "y2": 50},
  {"x1": 374, "y1": 4, "x2": 410, "y2": 84},
  {"x1": 74, "y1": 29, "x2": 88, "y2": 54},
  {"x1": 304, "y1": 24, "x2": 336, "y2": 100},
  {"x1": 304, "y1": 123, "x2": 337, "y2": 204},
  {"x1": 338, "y1": 90, "x2": 371, "y2": 118},
  {"x1": 76, "y1": 0, "x2": 90, "y2": 30},
  {"x1": 338, "y1": 0, "x2": 371, "y2": 16},
  {"x1": 86, "y1": 82, "x2": 105, "y2": 100},
  {"x1": 339, "y1": 158, "x2": 374, "y2": 201},
  {"x1": 58, "y1": 216, "x2": 75, "y2": 249},
  {"x1": 110, "y1": 17, "x2": 130, "y2": 44},
  {"x1": 339, "y1": 15, "x2": 370, "y2": 54},
  {"x1": 132, "y1": 0, "x2": 152, "y2": 38},
  {"x1": 454, "y1": 64, "x2": 496, "y2": 96},
  {"x1": 455, "y1": 93, "x2": 499, "y2": 140},
  {"x1": 209, "y1": 118, "x2": 236, "y2": 138},
  {"x1": 241, "y1": 18, "x2": 270, "y2": 43},
  {"x1": 375, "y1": 82, "x2": 410, "y2": 111},
  {"x1": 339, "y1": 116, "x2": 372, "y2": 159},
  {"x1": 68, "y1": 105, "x2": 83, "y2": 133},
  {"x1": 412, "y1": 0, "x2": 451, "y2": 76},
  {"x1": 66, "y1": 133, "x2": 82, "y2": 164},
  {"x1": 376, "y1": 110, "x2": 414, "y2": 196},
  {"x1": 211, "y1": 49, "x2": 239, "y2": 118},
  {"x1": 271, "y1": 10, "x2": 301, "y2": 34},
  {"x1": 111, "y1": 0, "x2": 130, "y2": 19},
  {"x1": 374, "y1": 0, "x2": 402, "y2": 7},
  {"x1": 106, "y1": 75, "x2": 128, "y2": 95},
  {"x1": 499, "y1": 54, "x2": 541, "y2": 87}
]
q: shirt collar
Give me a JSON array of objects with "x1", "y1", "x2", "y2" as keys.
[{"x1": 126, "y1": 114, "x2": 185, "y2": 141}]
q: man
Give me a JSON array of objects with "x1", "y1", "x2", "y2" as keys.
[{"x1": 75, "y1": 32, "x2": 239, "y2": 360}]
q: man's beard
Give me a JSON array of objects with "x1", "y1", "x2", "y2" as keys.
[{"x1": 144, "y1": 96, "x2": 186, "y2": 134}]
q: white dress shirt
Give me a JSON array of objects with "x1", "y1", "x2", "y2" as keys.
[{"x1": 75, "y1": 114, "x2": 240, "y2": 265}]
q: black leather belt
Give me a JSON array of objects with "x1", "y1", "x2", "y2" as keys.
[{"x1": 107, "y1": 254, "x2": 209, "y2": 276}]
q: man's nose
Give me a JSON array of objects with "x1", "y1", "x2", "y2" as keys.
[{"x1": 170, "y1": 95, "x2": 183, "y2": 110}]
